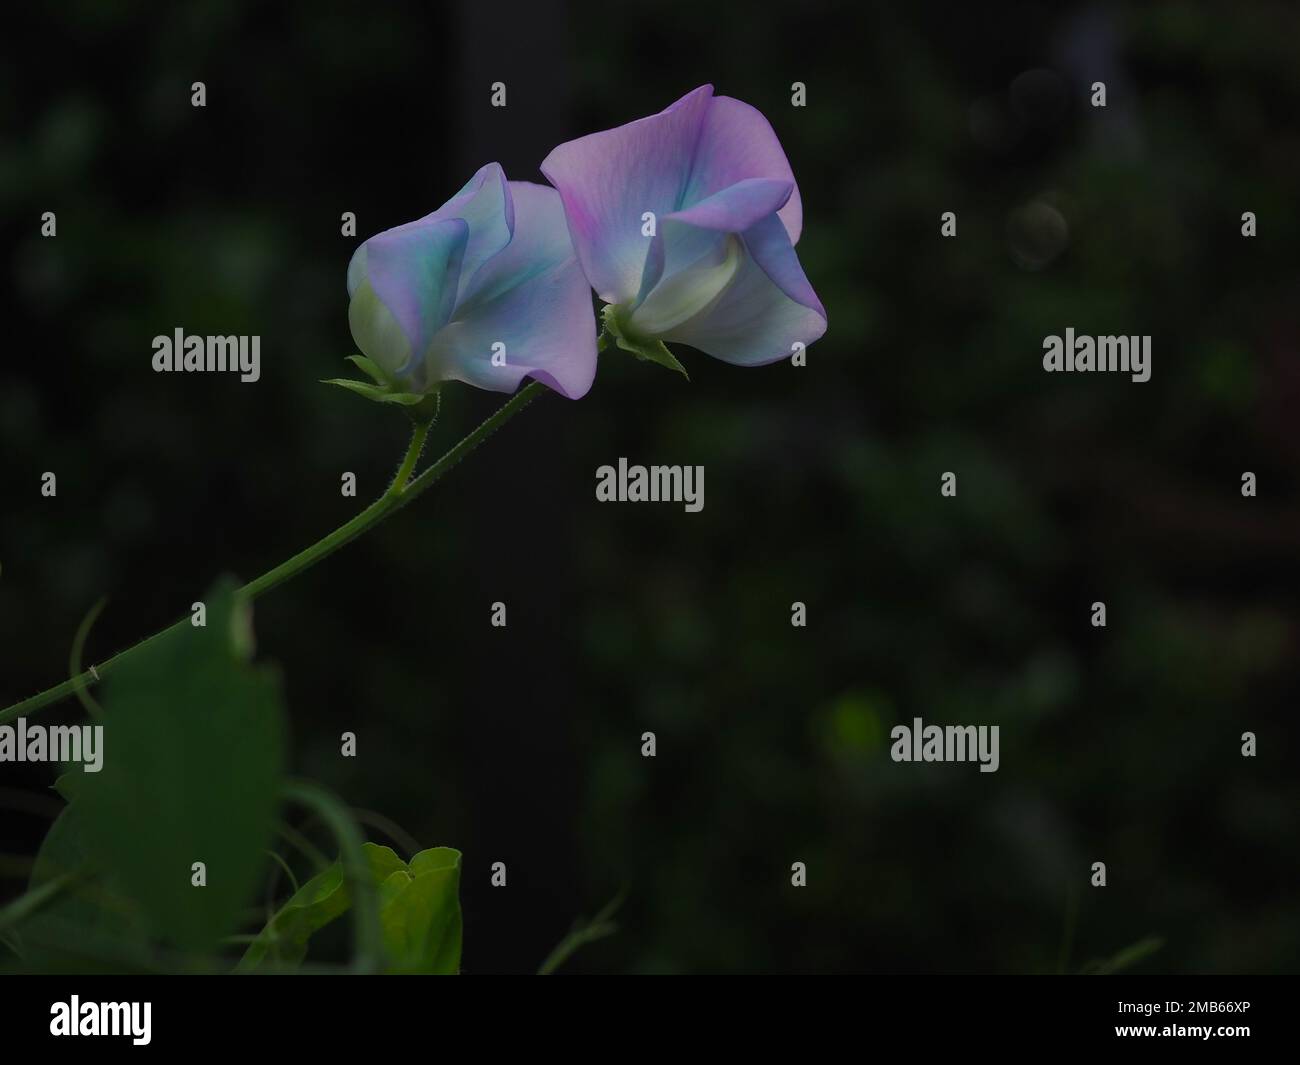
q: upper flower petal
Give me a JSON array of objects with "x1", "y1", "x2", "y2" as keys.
[
  {"x1": 415, "y1": 162, "x2": 515, "y2": 303},
  {"x1": 632, "y1": 177, "x2": 795, "y2": 315},
  {"x1": 428, "y1": 182, "x2": 598, "y2": 400},
  {"x1": 682, "y1": 95, "x2": 803, "y2": 243},
  {"x1": 540, "y1": 85, "x2": 715, "y2": 306}
]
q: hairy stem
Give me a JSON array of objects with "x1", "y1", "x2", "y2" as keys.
[{"x1": 0, "y1": 382, "x2": 545, "y2": 725}]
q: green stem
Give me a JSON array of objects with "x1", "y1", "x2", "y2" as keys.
[
  {"x1": 282, "y1": 779, "x2": 384, "y2": 974},
  {"x1": 0, "y1": 872, "x2": 77, "y2": 935},
  {"x1": 389, "y1": 418, "x2": 430, "y2": 492},
  {"x1": 275, "y1": 820, "x2": 330, "y2": 872},
  {"x1": 537, "y1": 890, "x2": 625, "y2": 975},
  {"x1": 0, "y1": 382, "x2": 546, "y2": 726}
]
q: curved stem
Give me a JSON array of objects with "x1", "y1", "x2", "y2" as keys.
[
  {"x1": 0, "y1": 872, "x2": 78, "y2": 935},
  {"x1": 0, "y1": 382, "x2": 546, "y2": 726},
  {"x1": 282, "y1": 779, "x2": 384, "y2": 974},
  {"x1": 389, "y1": 418, "x2": 430, "y2": 493}
]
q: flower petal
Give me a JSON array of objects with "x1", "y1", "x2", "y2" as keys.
[
  {"x1": 430, "y1": 182, "x2": 598, "y2": 399},
  {"x1": 540, "y1": 85, "x2": 714, "y2": 305},
  {"x1": 628, "y1": 234, "x2": 742, "y2": 338},
  {"x1": 660, "y1": 211, "x2": 826, "y2": 366},
  {"x1": 348, "y1": 217, "x2": 468, "y2": 380},
  {"x1": 633, "y1": 177, "x2": 795, "y2": 313},
  {"x1": 417, "y1": 162, "x2": 515, "y2": 303},
  {"x1": 347, "y1": 270, "x2": 412, "y2": 378},
  {"x1": 684, "y1": 95, "x2": 804, "y2": 243}
]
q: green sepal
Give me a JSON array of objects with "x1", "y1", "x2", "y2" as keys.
[
  {"x1": 602, "y1": 305, "x2": 689, "y2": 380},
  {"x1": 322, "y1": 377, "x2": 426, "y2": 406},
  {"x1": 323, "y1": 355, "x2": 440, "y2": 413},
  {"x1": 345, "y1": 354, "x2": 393, "y2": 387}
]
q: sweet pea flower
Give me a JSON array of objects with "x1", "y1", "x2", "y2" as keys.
[
  {"x1": 338, "y1": 163, "x2": 597, "y2": 404},
  {"x1": 540, "y1": 85, "x2": 826, "y2": 371}
]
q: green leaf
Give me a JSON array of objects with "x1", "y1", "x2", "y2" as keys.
[
  {"x1": 77, "y1": 578, "x2": 285, "y2": 953},
  {"x1": 238, "y1": 842, "x2": 408, "y2": 972},
  {"x1": 602, "y1": 305, "x2": 690, "y2": 380},
  {"x1": 237, "y1": 862, "x2": 346, "y2": 971},
  {"x1": 18, "y1": 803, "x2": 151, "y2": 970},
  {"x1": 29, "y1": 807, "x2": 88, "y2": 901},
  {"x1": 408, "y1": 846, "x2": 459, "y2": 878},
  {"x1": 364, "y1": 842, "x2": 410, "y2": 882},
  {"x1": 377, "y1": 847, "x2": 462, "y2": 974},
  {"x1": 52, "y1": 771, "x2": 84, "y2": 803}
]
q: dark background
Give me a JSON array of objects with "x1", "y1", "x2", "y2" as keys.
[{"x1": 2, "y1": 0, "x2": 1297, "y2": 973}]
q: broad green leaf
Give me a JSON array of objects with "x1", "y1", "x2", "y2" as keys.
[
  {"x1": 52, "y1": 771, "x2": 85, "y2": 803},
  {"x1": 377, "y1": 847, "x2": 462, "y2": 974},
  {"x1": 78, "y1": 578, "x2": 285, "y2": 953},
  {"x1": 240, "y1": 843, "x2": 463, "y2": 973},
  {"x1": 237, "y1": 862, "x2": 346, "y2": 971},
  {"x1": 18, "y1": 803, "x2": 151, "y2": 971},
  {"x1": 238, "y1": 842, "x2": 408, "y2": 971},
  {"x1": 363, "y1": 843, "x2": 409, "y2": 883},
  {"x1": 408, "y1": 846, "x2": 459, "y2": 878}
]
